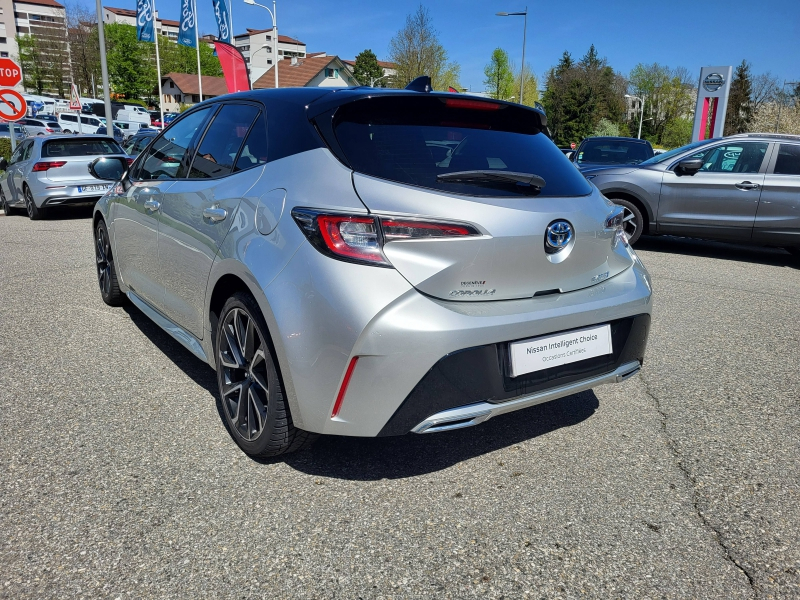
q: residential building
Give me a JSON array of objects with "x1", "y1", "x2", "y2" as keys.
[
  {"x1": 0, "y1": 0, "x2": 70, "y2": 93},
  {"x1": 342, "y1": 58, "x2": 396, "y2": 86},
  {"x1": 252, "y1": 55, "x2": 359, "y2": 89},
  {"x1": 102, "y1": 6, "x2": 179, "y2": 42},
  {"x1": 233, "y1": 27, "x2": 305, "y2": 85},
  {"x1": 160, "y1": 72, "x2": 228, "y2": 112}
]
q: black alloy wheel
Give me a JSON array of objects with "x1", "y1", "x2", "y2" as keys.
[
  {"x1": 215, "y1": 293, "x2": 314, "y2": 458},
  {"x1": 610, "y1": 198, "x2": 643, "y2": 245},
  {"x1": 94, "y1": 220, "x2": 125, "y2": 306},
  {"x1": 24, "y1": 187, "x2": 45, "y2": 220}
]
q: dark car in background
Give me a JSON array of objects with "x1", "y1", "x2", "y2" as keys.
[
  {"x1": 122, "y1": 129, "x2": 158, "y2": 156},
  {"x1": 583, "y1": 133, "x2": 800, "y2": 253},
  {"x1": 97, "y1": 126, "x2": 125, "y2": 144},
  {"x1": 573, "y1": 137, "x2": 654, "y2": 171}
]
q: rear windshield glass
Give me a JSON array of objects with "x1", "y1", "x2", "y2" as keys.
[
  {"x1": 331, "y1": 96, "x2": 592, "y2": 197},
  {"x1": 576, "y1": 139, "x2": 653, "y2": 165},
  {"x1": 43, "y1": 139, "x2": 123, "y2": 157}
]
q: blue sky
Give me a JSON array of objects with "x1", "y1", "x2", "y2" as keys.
[{"x1": 109, "y1": 0, "x2": 799, "y2": 90}]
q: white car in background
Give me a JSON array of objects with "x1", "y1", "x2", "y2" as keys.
[{"x1": 58, "y1": 113, "x2": 104, "y2": 134}]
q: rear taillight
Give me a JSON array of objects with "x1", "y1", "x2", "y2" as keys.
[
  {"x1": 292, "y1": 209, "x2": 479, "y2": 267},
  {"x1": 45, "y1": 128, "x2": 53, "y2": 132},
  {"x1": 32, "y1": 161, "x2": 66, "y2": 172}
]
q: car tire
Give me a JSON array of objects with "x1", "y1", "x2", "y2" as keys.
[
  {"x1": 94, "y1": 219, "x2": 126, "y2": 306},
  {"x1": 24, "y1": 186, "x2": 46, "y2": 220},
  {"x1": 63, "y1": 129, "x2": 71, "y2": 134},
  {"x1": 0, "y1": 187, "x2": 14, "y2": 216},
  {"x1": 608, "y1": 197, "x2": 644, "y2": 245},
  {"x1": 215, "y1": 293, "x2": 316, "y2": 458}
]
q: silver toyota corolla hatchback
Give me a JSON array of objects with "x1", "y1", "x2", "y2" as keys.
[{"x1": 91, "y1": 87, "x2": 653, "y2": 458}]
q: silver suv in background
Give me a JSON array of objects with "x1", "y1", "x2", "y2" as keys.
[
  {"x1": 18, "y1": 118, "x2": 62, "y2": 136},
  {"x1": 0, "y1": 135, "x2": 129, "y2": 220},
  {"x1": 91, "y1": 87, "x2": 652, "y2": 458},
  {"x1": 584, "y1": 133, "x2": 800, "y2": 253}
]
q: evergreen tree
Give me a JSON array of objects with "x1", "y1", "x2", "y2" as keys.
[
  {"x1": 353, "y1": 49, "x2": 384, "y2": 86},
  {"x1": 724, "y1": 60, "x2": 754, "y2": 135}
]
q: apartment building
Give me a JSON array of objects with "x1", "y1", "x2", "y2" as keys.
[
  {"x1": 102, "y1": 6, "x2": 179, "y2": 42},
  {"x1": 0, "y1": 0, "x2": 69, "y2": 93},
  {"x1": 233, "y1": 28, "x2": 305, "y2": 85}
]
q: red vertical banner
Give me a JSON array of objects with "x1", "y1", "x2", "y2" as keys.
[
  {"x1": 707, "y1": 97, "x2": 719, "y2": 139},
  {"x1": 698, "y1": 98, "x2": 710, "y2": 141},
  {"x1": 214, "y1": 41, "x2": 251, "y2": 93}
]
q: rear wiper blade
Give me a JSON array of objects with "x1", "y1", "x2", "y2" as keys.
[{"x1": 437, "y1": 170, "x2": 546, "y2": 190}]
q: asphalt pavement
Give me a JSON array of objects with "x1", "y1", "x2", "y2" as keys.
[{"x1": 1, "y1": 207, "x2": 798, "y2": 599}]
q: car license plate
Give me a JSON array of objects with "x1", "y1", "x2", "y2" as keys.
[
  {"x1": 509, "y1": 324, "x2": 613, "y2": 377},
  {"x1": 78, "y1": 184, "x2": 112, "y2": 193}
]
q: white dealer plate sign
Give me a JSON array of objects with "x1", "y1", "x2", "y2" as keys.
[{"x1": 509, "y1": 324, "x2": 613, "y2": 377}]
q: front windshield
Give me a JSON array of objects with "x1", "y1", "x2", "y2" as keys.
[
  {"x1": 640, "y1": 140, "x2": 713, "y2": 165},
  {"x1": 576, "y1": 139, "x2": 652, "y2": 165}
]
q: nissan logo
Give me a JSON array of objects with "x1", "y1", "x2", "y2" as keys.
[
  {"x1": 703, "y1": 73, "x2": 725, "y2": 92},
  {"x1": 545, "y1": 220, "x2": 573, "y2": 253}
]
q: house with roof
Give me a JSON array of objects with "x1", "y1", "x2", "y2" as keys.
[
  {"x1": 342, "y1": 59, "x2": 397, "y2": 86},
  {"x1": 252, "y1": 55, "x2": 359, "y2": 90},
  {"x1": 160, "y1": 72, "x2": 229, "y2": 112},
  {"x1": 233, "y1": 28, "x2": 306, "y2": 84},
  {"x1": 102, "y1": 6, "x2": 179, "y2": 41}
]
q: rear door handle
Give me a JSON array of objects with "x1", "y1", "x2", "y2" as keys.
[
  {"x1": 735, "y1": 181, "x2": 760, "y2": 190},
  {"x1": 202, "y1": 206, "x2": 228, "y2": 222},
  {"x1": 144, "y1": 199, "x2": 161, "y2": 212}
]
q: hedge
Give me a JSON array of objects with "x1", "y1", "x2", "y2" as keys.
[{"x1": 0, "y1": 137, "x2": 12, "y2": 163}]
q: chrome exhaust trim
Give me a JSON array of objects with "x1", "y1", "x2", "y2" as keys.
[{"x1": 412, "y1": 361, "x2": 641, "y2": 434}]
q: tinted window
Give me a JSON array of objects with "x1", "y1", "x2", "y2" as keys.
[
  {"x1": 696, "y1": 142, "x2": 768, "y2": 174},
  {"x1": 43, "y1": 139, "x2": 123, "y2": 157},
  {"x1": 189, "y1": 104, "x2": 260, "y2": 178},
  {"x1": 774, "y1": 144, "x2": 800, "y2": 175},
  {"x1": 9, "y1": 142, "x2": 24, "y2": 164},
  {"x1": 235, "y1": 113, "x2": 268, "y2": 172},
  {"x1": 21, "y1": 141, "x2": 34, "y2": 161},
  {"x1": 61, "y1": 114, "x2": 77, "y2": 123},
  {"x1": 138, "y1": 108, "x2": 211, "y2": 180},
  {"x1": 576, "y1": 139, "x2": 652, "y2": 165},
  {"x1": 332, "y1": 96, "x2": 590, "y2": 197}
]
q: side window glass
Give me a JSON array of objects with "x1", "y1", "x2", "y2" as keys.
[
  {"x1": 699, "y1": 143, "x2": 768, "y2": 174},
  {"x1": 774, "y1": 144, "x2": 800, "y2": 175},
  {"x1": 234, "y1": 113, "x2": 268, "y2": 172},
  {"x1": 9, "y1": 143, "x2": 23, "y2": 165},
  {"x1": 138, "y1": 108, "x2": 211, "y2": 180},
  {"x1": 21, "y1": 141, "x2": 33, "y2": 161},
  {"x1": 188, "y1": 104, "x2": 259, "y2": 179}
]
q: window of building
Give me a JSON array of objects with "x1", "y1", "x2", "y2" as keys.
[
  {"x1": 0, "y1": 52, "x2": 7, "y2": 58},
  {"x1": 0, "y1": 38, "x2": 6, "y2": 44},
  {"x1": 192, "y1": 94, "x2": 200, "y2": 103},
  {"x1": 325, "y1": 68, "x2": 339, "y2": 79}
]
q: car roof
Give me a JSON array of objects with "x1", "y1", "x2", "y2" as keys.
[
  {"x1": 581, "y1": 136, "x2": 651, "y2": 144},
  {"x1": 726, "y1": 133, "x2": 800, "y2": 142}
]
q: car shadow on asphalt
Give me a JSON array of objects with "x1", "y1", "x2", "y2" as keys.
[
  {"x1": 281, "y1": 392, "x2": 599, "y2": 480},
  {"x1": 122, "y1": 301, "x2": 600, "y2": 479},
  {"x1": 635, "y1": 235, "x2": 798, "y2": 269}
]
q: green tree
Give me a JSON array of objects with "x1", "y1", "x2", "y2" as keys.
[
  {"x1": 484, "y1": 48, "x2": 515, "y2": 100},
  {"x1": 592, "y1": 118, "x2": 620, "y2": 137},
  {"x1": 661, "y1": 117, "x2": 693, "y2": 149},
  {"x1": 628, "y1": 63, "x2": 694, "y2": 145},
  {"x1": 353, "y1": 49, "x2": 384, "y2": 86},
  {"x1": 104, "y1": 23, "x2": 156, "y2": 100},
  {"x1": 159, "y1": 34, "x2": 222, "y2": 78},
  {"x1": 388, "y1": 5, "x2": 461, "y2": 90},
  {"x1": 16, "y1": 34, "x2": 68, "y2": 95},
  {"x1": 724, "y1": 60, "x2": 754, "y2": 135},
  {"x1": 514, "y1": 63, "x2": 539, "y2": 106}
]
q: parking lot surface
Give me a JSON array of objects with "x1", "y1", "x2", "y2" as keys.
[{"x1": 1, "y1": 208, "x2": 798, "y2": 599}]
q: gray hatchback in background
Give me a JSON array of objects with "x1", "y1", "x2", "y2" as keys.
[
  {"x1": 584, "y1": 133, "x2": 800, "y2": 254},
  {"x1": 0, "y1": 135, "x2": 129, "y2": 220},
  {"x1": 18, "y1": 117, "x2": 62, "y2": 136}
]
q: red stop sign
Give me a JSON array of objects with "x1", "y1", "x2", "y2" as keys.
[{"x1": 0, "y1": 58, "x2": 22, "y2": 87}]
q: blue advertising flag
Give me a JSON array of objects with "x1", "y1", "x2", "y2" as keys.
[
  {"x1": 212, "y1": 0, "x2": 232, "y2": 44},
  {"x1": 136, "y1": 0, "x2": 155, "y2": 43},
  {"x1": 178, "y1": 0, "x2": 197, "y2": 47}
]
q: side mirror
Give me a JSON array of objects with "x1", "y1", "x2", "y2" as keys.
[
  {"x1": 677, "y1": 158, "x2": 703, "y2": 175},
  {"x1": 0, "y1": 157, "x2": 7, "y2": 171},
  {"x1": 89, "y1": 156, "x2": 128, "y2": 181}
]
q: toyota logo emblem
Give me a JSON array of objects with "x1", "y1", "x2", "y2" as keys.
[{"x1": 545, "y1": 220, "x2": 573, "y2": 252}]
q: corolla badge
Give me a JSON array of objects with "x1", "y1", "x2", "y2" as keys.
[{"x1": 545, "y1": 220, "x2": 573, "y2": 252}]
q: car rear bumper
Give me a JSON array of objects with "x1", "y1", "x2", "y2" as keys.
[
  {"x1": 29, "y1": 180, "x2": 112, "y2": 207},
  {"x1": 265, "y1": 241, "x2": 653, "y2": 437}
]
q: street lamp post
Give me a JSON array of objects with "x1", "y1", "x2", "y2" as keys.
[
  {"x1": 496, "y1": 8, "x2": 528, "y2": 105},
  {"x1": 775, "y1": 80, "x2": 799, "y2": 133},
  {"x1": 625, "y1": 93, "x2": 646, "y2": 139},
  {"x1": 243, "y1": 0, "x2": 278, "y2": 89}
]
